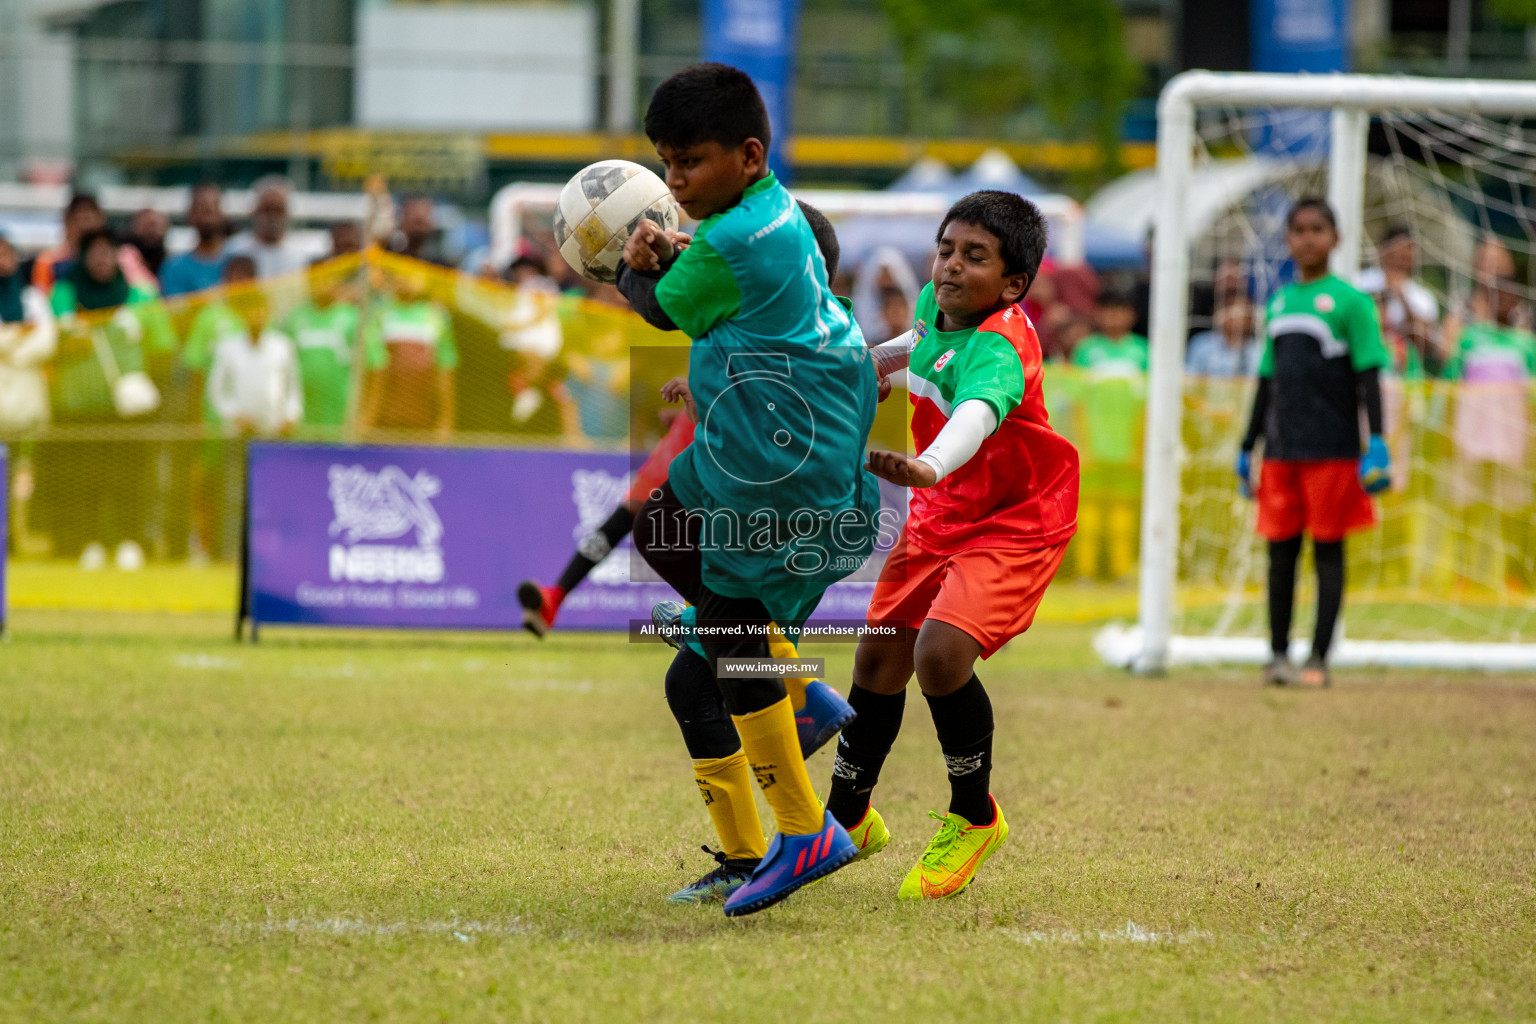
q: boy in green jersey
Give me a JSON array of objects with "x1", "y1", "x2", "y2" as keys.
[
  {"x1": 1237, "y1": 199, "x2": 1391, "y2": 688},
  {"x1": 180, "y1": 255, "x2": 259, "y2": 560},
  {"x1": 1070, "y1": 290, "x2": 1148, "y2": 580},
  {"x1": 359, "y1": 267, "x2": 457, "y2": 437},
  {"x1": 284, "y1": 262, "x2": 369, "y2": 432},
  {"x1": 618, "y1": 63, "x2": 880, "y2": 916}
]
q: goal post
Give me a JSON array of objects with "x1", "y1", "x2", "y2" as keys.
[{"x1": 1123, "y1": 70, "x2": 1536, "y2": 674}]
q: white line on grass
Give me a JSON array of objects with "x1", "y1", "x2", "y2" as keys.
[
  {"x1": 173, "y1": 653, "x2": 243, "y2": 671},
  {"x1": 1010, "y1": 920, "x2": 1212, "y2": 946},
  {"x1": 233, "y1": 916, "x2": 530, "y2": 941}
]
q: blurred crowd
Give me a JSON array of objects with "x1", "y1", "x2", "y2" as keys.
[{"x1": 2, "y1": 183, "x2": 1533, "y2": 580}]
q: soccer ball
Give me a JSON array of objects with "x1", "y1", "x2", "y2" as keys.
[{"x1": 553, "y1": 160, "x2": 680, "y2": 284}]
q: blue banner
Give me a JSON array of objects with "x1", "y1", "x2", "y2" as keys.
[
  {"x1": 1250, "y1": 0, "x2": 1349, "y2": 155},
  {"x1": 702, "y1": 0, "x2": 801, "y2": 182}
]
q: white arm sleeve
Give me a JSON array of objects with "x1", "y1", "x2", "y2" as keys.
[
  {"x1": 870, "y1": 329, "x2": 916, "y2": 377},
  {"x1": 914, "y1": 399, "x2": 998, "y2": 482}
]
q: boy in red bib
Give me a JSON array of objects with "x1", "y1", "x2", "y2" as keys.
[{"x1": 825, "y1": 191, "x2": 1079, "y2": 900}]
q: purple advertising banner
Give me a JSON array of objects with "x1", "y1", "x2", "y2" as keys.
[
  {"x1": 246, "y1": 442, "x2": 899, "y2": 632},
  {"x1": 1, "y1": 445, "x2": 8, "y2": 633}
]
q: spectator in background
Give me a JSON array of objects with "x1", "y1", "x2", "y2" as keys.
[
  {"x1": 30, "y1": 192, "x2": 106, "y2": 292},
  {"x1": 285, "y1": 261, "x2": 369, "y2": 432},
  {"x1": 359, "y1": 265, "x2": 458, "y2": 438},
  {"x1": 160, "y1": 183, "x2": 230, "y2": 298},
  {"x1": 502, "y1": 248, "x2": 581, "y2": 436},
  {"x1": 206, "y1": 286, "x2": 302, "y2": 437},
  {"x1": 1359, "y1": 225, "x2": 1441, "y2": 377},
  {"x1": 227, "y1": 177, "x2": 308, "y2": 279},
  {"x1": 180, "y1": 255, "x2": 259, "y2": 561},
  {"x1": 1071, "y1": 290, "x2": 1148, "y2": 583},
  {"x1": 128, "y1": 208, "x2": 170, "y2": 281},
  {"x1": 0, "y1": 233, "x2": 57, "y2": 433},
  {"x1": 45, "y1": 228, "x2": 174, "y2": 571},
  {"x1": 329, "y1": 221, "x2": 363, "y2": 258},
  {"x1": 388, "y1": 196, "x2": 446, "y2": 265},
  {"x1": 1185, "y1": 299, "x2": 1260, "y2": 378},
  {"x1": 852, "y1": 247, "x2": 920, "y2": 344},
  {"x1": 1442, "y1": 271, "x2": 1536, "y2": 586}
]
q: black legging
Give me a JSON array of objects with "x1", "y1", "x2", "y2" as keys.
[
  {"x1": 1269, "y1": 535, "x2": 1345, "y2": 661},
  {"x1": 634, "y1": 481, "x2": 785, "y2": 717}
]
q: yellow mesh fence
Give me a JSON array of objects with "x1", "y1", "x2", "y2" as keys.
[{"x1": 9, "y1": 249, "x2": 1532, "y2": 636}]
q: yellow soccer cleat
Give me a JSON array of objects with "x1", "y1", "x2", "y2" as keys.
[
  {"x1": 897, "y1": 797, "x2": 1008, "y2": 900},
  {"x1": 848, "y1": 805, "x2": 891, "y2": 862}
]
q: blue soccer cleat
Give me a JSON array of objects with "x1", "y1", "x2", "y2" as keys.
[
  {"x1": 797, "y1": 680, "x2": 856, "y2": 758},
  {"x1": 652, "y1": 600, "x2": 687, "y2": 650},
  {"x1": 722, "y1": 810, "x2": 857, "y2": 917}
]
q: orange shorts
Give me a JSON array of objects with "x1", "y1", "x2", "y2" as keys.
[
  {"x1": 867, "y1": 532, "x2": 1069, "y2": 658},
  {"x1": 628, "y1": 412, "x2": 696, "y2": 505},
  {"x1": 1255, "y1": 458, "x2": 1375, "y2": 542}
]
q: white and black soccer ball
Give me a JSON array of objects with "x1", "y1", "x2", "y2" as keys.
[{"x1": 553, "y1": 160, "x2": 679, "y2": 285}]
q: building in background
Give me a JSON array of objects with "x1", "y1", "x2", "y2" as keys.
[{"x1": 2, "y1": 0, "x2": 1535, "y2": 198}]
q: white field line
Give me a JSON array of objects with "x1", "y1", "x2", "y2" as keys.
[
  {"x1": 1010, "y1": 920, "x2": 1213, "y2": 946},
  {"x1": 232, "y1": 916, "x2": 530, "y2": 941},
  {"x1": 173, "y1": 653, "x2": 243, "y2": 671}
]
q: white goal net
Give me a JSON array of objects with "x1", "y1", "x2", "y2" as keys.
[{"x1": 1099, "y1": 72, "x2": 1536, "y2": 673}]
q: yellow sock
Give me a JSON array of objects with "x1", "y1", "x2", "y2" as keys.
[
  {"x1": 692, "y1": 750, "x2": 768, "y2": 861},
  {"x1": 732, "y1": 697, "x2": 824, "y2": 836},
  {"x1": 766, "y1": 622, "x2": 809, "y2": 712}
]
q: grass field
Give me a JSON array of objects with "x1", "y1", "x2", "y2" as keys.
[{"x1": 3, "y1": 608, "x2": 1534, "y2": 1022}]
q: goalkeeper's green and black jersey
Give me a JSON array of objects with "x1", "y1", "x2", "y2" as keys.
[{"x1": 1255, "y1": 275, "x2": 1388, "y2": 461}]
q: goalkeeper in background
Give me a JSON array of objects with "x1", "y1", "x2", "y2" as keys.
[{"x1": 1237, "y1": 198, "x2": 1391, "y2": 689}]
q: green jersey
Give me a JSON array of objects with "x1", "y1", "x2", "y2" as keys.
[
  {"x1": 49, "y1": 283, "x2": 175, "y2": 422},
  {"x1": 652, "y1": 172, "x2": 880, "y2": 628},
  {"x1": 285, "y1": 301, "x2": 366, "y2": 427},
  {"x1": 1071, "y1": 333, "x2": 1149, "y2": 376},
  {"x1": 1258, "y1": 274, "x2": 1388, "y2": 460},
  {"x1": 1070, "y1": 333, "x2": 1147, "y2": 465},
  {"x1": 1442, "y1": 321, "x2": 1536, "y2": 383},
  {"x1": 365, "y1": 300, "x2": 455, "y2": 431}
]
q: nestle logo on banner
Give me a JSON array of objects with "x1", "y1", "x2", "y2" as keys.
[{"x1": 327, "y1": 465, "x2": 446, "y2": 584}]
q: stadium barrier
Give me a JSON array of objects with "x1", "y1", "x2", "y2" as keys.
[{"x1": 2, "y1": 243, "x2": 1532, "y2": 641}]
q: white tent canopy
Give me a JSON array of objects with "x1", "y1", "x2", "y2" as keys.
[{"x1": 1085, "y1": 157, "x2": 1300, "y2": 246}]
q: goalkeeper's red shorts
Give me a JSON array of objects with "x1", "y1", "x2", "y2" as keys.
[
  {"x1": 628, "y1": 412, "x2": 696, "y2": 505},
  {"x1": 867, "y1": 531, "x2": 1069, "y2": 659},
  {"x1": 1255, "y1": 458, "x2": 1375, "y2": 542}
]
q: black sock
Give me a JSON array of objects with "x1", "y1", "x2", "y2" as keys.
[
  {"x1": 1312, "y1": 539, "x2": 1345, "y2": 662},
  {"x1": 556, "y1": 505, "x2": 635, "y2": 594},
  {"x1": 925, "y1": 675, "x2": 994, "y2": 826},
  {"x1": 664, "y1": 648, "x2": 739, "y2": 760},
  {"x1": 1268, "y1": 535, "x2": 1303, "y2": 659},
  {"x1": 826, "y1": 686, "x2": 906, "y2": 828}
]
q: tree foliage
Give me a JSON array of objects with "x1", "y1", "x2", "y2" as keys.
[{"x1": 877, "y1": 0, "x2": 1136, "y2": 169}]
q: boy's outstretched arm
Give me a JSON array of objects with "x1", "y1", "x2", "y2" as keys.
[{"x1": 866, "y1": 399, "x2": 998, "y2": 489}]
